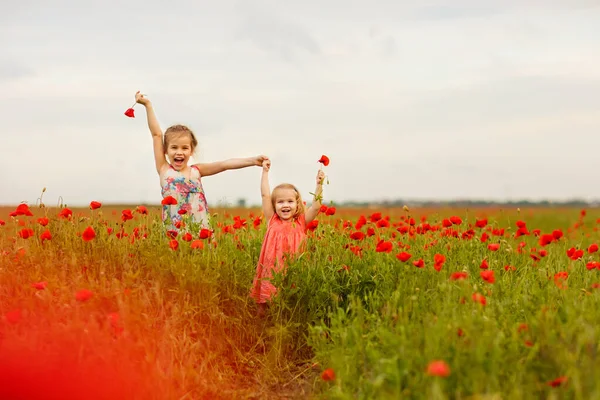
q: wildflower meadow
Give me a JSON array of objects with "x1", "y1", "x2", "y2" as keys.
[{"x1": 1, "y1": 200, "x2": 599, "y2": 399}]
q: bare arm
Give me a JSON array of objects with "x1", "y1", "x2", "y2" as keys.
[
  {"x1": 261, "y1": 160, "x2": 274, "y2": 221},
  {"x1": 305, "y1": 170, "x2": 325, "y2": 224},
  {"x1": 194, "y1": 155, "x2": 268, "y2": 177},
  {"x1": 135, "y1": 92, "x2": 167, "y2": 175}
]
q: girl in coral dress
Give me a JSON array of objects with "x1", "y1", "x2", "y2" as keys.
[{"x1": 250, "y1": 159, "x2": 325, "y2": 316}]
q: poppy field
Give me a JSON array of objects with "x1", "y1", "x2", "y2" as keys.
[{"x1": 1, "y1": 203, "x2": 599, "y2": 399}]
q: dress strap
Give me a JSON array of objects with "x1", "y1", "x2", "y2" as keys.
[{"x1": 191, "y1": 165, "x2": 202, "y2": 178}]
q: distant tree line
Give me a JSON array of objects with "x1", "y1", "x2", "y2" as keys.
[{"x1": 238, "y1": 198, "x2": 598, "y2": 209}]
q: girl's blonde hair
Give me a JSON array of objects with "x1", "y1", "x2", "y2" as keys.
[
  {"x1": 272, "y1": 183, "x2": 305, "y2": 220},
  {"x1": 163, "y1": 125, "x2": 199, "y2": 155}
]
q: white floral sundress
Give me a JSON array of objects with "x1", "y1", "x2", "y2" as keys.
[{"x1": 160, "y1": 165, "x2": 210, "y2": 231}]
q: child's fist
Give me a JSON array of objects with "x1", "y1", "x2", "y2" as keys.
[
  {"x1": 135, "y1": 91, "x2": 150, "y2": 105},
  {"x1": 254, "y1": 155, "x2": 269, "y2": 166},
  {"x1": 316, "y1": 170, "x2": 325, "y2": 184},
  {"x1": 262, "y1": 159, "x2": 271, "y2": 171}
]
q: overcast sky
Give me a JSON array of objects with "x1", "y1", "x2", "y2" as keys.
[{"x1": 1, "y1": 0, "x2": 599, "y2": 207}]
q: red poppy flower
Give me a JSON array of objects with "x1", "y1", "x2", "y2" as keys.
[
  {"x1": 169, "y1": 239, "x2": 179, "y2": 251},
  {"x1": 426, "y1": 360, "x2": 450, "y2": 377},
  {"x1": 233, "y1": 216, "x2": 247, "y2": 229},
  {"x1": 31, "y1": 281, "x2": 48, "y2": 290},
  {"x1": 566, "y1": 247, "x2": 583, "y2": 260},
  {"x1": 135, "y1": 205, "x2": 148, "y2": 214},
  {"x1": 321, "y1": 368, "x2": 335, "y2": 381},
  {"x1": 307, "y1": 220, "x2": 319, "y2": 231},
  {"x1": 487, "y1": 243, "x2": 500, "y2": 252},
  {"x1": 319, "y1": 205, "x2": 328, "y2": 213},
  {"x1": 449, "y1": 216, "x2": 462, "y2": 225},
  {"x1": 90, "y1": 201, "x2": 102, "y2": 210},
  {"x1": 586, "y1": 261, "x2": 600, "y2": 270},
  {"x1": 397, "y1": 225, "x2": 409, "y2": 235},
  {"x1": 37, "y1": 217, "x2": 49, "y2": 226},
  {"x1": 181, "y1": 232, "x2": 193, "y2": 242},
  {"x1": 538, "y1": 249, "x2": 547, "y2": 258},
  {"x1": 412, "y1": 258, "x2": 424, "y2": 268},
  {"x1": 433, "y1": 254, "x2": 446, "y2": 272},
  {"x1": 18, "y1": 228, "x2": 34, "y2": 239},
  {"x1": 40, "y1": 229, "x2": 52, "y2": 242},
  {"x1": 370, "y1": 212, "x2": 382, "y2": 222},
  {"x1": 376, "y1": 240, "x2": 393, "y2": 253},
  {"x1": 337, "y1": 264, "x2": 350, "y2": 272},
  {"x1": 58, "y1": 208, "x2": 73, "y2": 219},
  {"x1": 450, "y1": 271, "x2": 468, "y2": 281},
  {"x1": 161, "y1": 196, "x2": 178, "y2": 206},
  {"x1": 75, "y1": 289, "x2": 93, "y2": 302},
  {"x1": 504, "y1": 265, "x2": 516, "y2": 271},
  {"x1": 124, "y1": 108, "x2": 135, "y2": 118},
  {"x1": 480, "y1": 259, "x2": 489, "y2": 269},
  {"x1": 472, "y1": 293, "x2": 486, "y2": 305},
  {"x1": 355, "y1": 215, "x2": 367, "y2": 230},
  {"x1": 538, "y1": 234, "x2": 554, "y2": 246},
  {"x1": 81, "y1": 226, "x2": 96, "y2": 241},
  {"x1": 325, "y1": 207, "x2": 336, "y2": 216},
  {"x1": 376, "y1": 219, "x2": 390, "y2": 228},
  {"x1": 14, "y1": 203, "x2": 34, "y2": 217},
  {"x1": 588, "y1": 243, "x2": 598, "y2": 254},
  {"x1": 350, "y1": 231, "x2": 365, "y2": 241},
  {"x1": 199, "y1": 229, "x2": 212, "y2": 239},
  {"x1": 121, "y1": 209, "x2": 134, "y2": 222},
  {"x1": 366, "y1": 227, "x2": 375, "y2": 237},
  {"x1": 480, "y1": 270, "x2": 495, "y2": 284},
  {"x1": 547, "y1": 376, "x2": 568, "y2": 387},
  {"x1": 475, "y1": 218, "x2": 487, "y2": 228},
  {"x1": 553, "y1": 271, "x2": 568, "y2": 289},
  {"x1": 318, "y1": 155, "x2": 330, "y2": 166},
  {"x1": 191, "y1": 240, "x2": 204, "y2": 249},
  {"x1": 396, "y1": 252, "x2": 412, "y2": 262},
  {"x1": 480, "y1": 232, "x2": 489, "y2": 242}
]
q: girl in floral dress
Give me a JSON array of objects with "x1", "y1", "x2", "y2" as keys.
[{"x1": 133, "y1": 91, "x2": 268, "y2": 232}]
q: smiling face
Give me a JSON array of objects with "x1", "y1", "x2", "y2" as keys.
[
  {"x1": 165, "y1": 133, "x2": 194, "y2": 171},
  {"x1": 273, "y1": 188, "x2": 298, "y2": 221},
  {"x1": 271, "y1": 184, "x2": 305, "y2": 221}
]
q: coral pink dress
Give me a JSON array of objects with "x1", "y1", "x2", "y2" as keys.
[{"x1": 251, "y1": 214, "x2": 307, "y2": 304}]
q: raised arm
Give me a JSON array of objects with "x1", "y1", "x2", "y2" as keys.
[
  {"x1": 305, "y1": 170, "x2": 325, "y2": 224},
  {"x1": 261, "y1": 160, "x2": 274, "y2": 221},
  {"x1": 194, "y1": 155, "x2": 268, "y2": 177},
  {"x1": 136, "y1": 91, "x2": 168, "y2": 175}
]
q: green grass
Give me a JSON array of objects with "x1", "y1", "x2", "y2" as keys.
[{"x1": 0, "y1": 206, "x2": 599, "y2": 399}]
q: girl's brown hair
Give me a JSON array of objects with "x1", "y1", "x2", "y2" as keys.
[
  {"x1": 271, "y1": 183, "x2": 305, "y2": 220},
  {"x1": 163, "y1": 125, "x2": 198, "y2": 154}
]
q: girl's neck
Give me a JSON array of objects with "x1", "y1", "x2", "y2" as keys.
[{"x1": 173, "y1": 164, "x2": 190, "y2": 173}]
